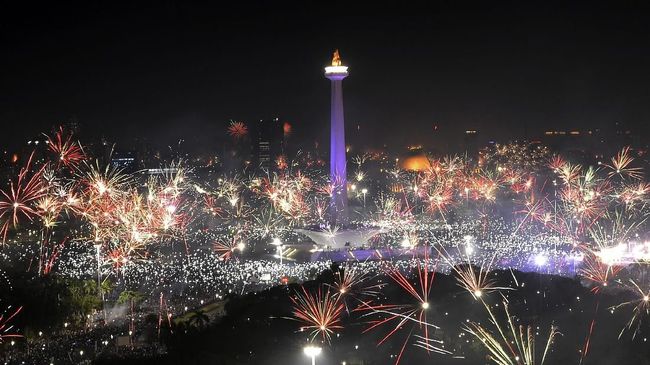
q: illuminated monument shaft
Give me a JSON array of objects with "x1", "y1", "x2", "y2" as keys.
[{"x1": 325, "y1": 50, "x2": 349, "y2": 220}]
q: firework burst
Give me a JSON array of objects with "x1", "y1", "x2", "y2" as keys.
[
  {"x1": 611, "y1": 279, "x2": 650, "y2": 339},
  {"x1": 465, "y1": 298, "x2": 560, "y2": 365},
  {"x1": 290, "y1": 286, "x2": 344, "y2": 342},
  {"x1": 0, "y1": 152, "x2": 46, "y2": 242},
  {"x1": 355, "y1": 248, "x2": 450, "y2": 364},
  {"x1": 0, "y1": 306, "x2": 23, "y2": 343},
  {"x1": 44, "y1": 127, "x2": 85, "y2": 169},
  {"x1": 438, "y1": 246, "x2": 512, "y2": 300},
  {"x1": 212, "y1": 235, "x2": 245, "y2": 261},
  {"x1": 605, "y1": 147, "x2": 643, "y2": 180},
  {"x1": 227, "y1": 121, "x2": 249, "y2": 139},
  {"x1": 329, "y1": 265, "x2": 384, "y2": 312}
]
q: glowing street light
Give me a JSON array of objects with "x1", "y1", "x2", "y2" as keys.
[
  {"x1": 400, "y1": 236, "x2": 412, "y2": 248},
  {"x1": 271, "y1": 237, "x2": 284, "y2": 265},
  {"x1": 463, "y1": 235, "x2": 474, "y2": 255},
  {"x1": 534, "y1": 253, "x2": 548, "y2": 267},
  {"x1": 304, "y1": 345, "x2": 322, "y2": 365},
  {"x1": 465, "y1": 244, "x2": 474, "y2": 255},
  {"x1": 236, "y1": 241, "x2": 246, "y2": 252}
]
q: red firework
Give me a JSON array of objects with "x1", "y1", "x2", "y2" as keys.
[
  {"x1": 355, "y1": 248, "x2": 450, "y2": 364},
  {"x1": 510, "y1": 175, "x2": 534, "y2": 194},
  {"x1": 548, "y1": 155, "x2": 566, "y2": 172},
  {"x1": 577, "y1": 251, "x2": 623, "y2": 364},
  {"x1": 275, "y1": 155, "x2": 288, "y2": 170},
  {"x1": 104, "y1": 245, "x2": 147, "y2": 271},
  {"x1": 514, "y1": 193, "x2": 553, "y2": 234},
  {"x1": 317, "y1": 182, "x2": 335, "y2": 197},
  {"x1": 619, "y1": 182, "x2": 650, "y2": 208},
  {"x1": 42, "y1": 237, "x2": 68, "y2": 276},
  {"x1": 290, "y1": 286, "x2": 344, "y2": 342},
  {"x1": 579, "y1": 252, "x2": 623, "y2": 294},
  {"x1": 0, "y1": 152, "x2": 46, "y2": 242},
  {"x1": 203, "y1": 195, "x2": 223, "y2": 217},
  {"x1": 283, "y1": 121, "x2": 292, "y2": 136},
  {"x1": 0, "y1": 306, "x2": 23, "y2": 343},
  {"x1": 329, "y1": 265, "x2": 385, "y2": 313},
  {"x1": 227, "y1": 121, "x2": 248, "y2": 139},
  {"x1": 45, "y1": 127, "x2": 85, "y2": 169},
  {"x1": 212, "y1": 236, "x2": 244, "y2": 261}
]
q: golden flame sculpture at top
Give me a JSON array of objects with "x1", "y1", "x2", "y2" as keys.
[
  {"x1": 331, "y1": 49, "x2": 342, "y2": 66},
  {"x1": 325, "y1": 49, "x2": 347, "y2": 76}
]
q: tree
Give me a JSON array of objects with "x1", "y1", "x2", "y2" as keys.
[
  {"x1": 66, "y1": 279, "x2": 102, "y2": 326},
  {"x1": 118, "y1": 290, "x2": 145, "y2": 334},
  {"x1": 188, "y1": 310, "x2": 210, "y2": 329}
]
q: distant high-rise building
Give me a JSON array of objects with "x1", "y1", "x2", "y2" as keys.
[
  {"x1": 463, "y1": 129, "x2": 479, "y2": 156},
  {"x1": 111, "y1": 150, "x2": 137, "y2": 172},
  {"x1": 251, "y1": 118, "x2": 284, "y2": 171},
  {"x1": 540, "y1": 121, "x2": 639, "y2": 163}
]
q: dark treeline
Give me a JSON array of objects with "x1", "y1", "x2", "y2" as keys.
[{"x1": 96, "y1": 265, "x2": 650, "y2": 365}]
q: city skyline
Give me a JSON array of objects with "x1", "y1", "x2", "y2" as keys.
[
  {"x1": 2, "y1": 2, "x2": 650, "y2": 364},
  {"x1": 3, "y1": 1, "x2": 650, "y2": 151}
]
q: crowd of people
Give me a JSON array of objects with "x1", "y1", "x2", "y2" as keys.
[{"x1": 0, "y1": 210, "x2": 590, "y2": 364}]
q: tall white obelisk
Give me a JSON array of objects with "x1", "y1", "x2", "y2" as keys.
[{"x1": 325, "y1": 49, "x2": 349, "y2": 221}]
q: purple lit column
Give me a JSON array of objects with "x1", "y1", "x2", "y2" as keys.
[{"x1": 325, "y1": 53, "x2": 349, "y2": 221}]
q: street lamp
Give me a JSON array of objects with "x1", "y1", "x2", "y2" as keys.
[
  {"x1": 304, "y1": 345, "x2": 322, "y2": 365},
  {"x1": 361, "y1": 188, "x2": 368, "y2": 208},
  {"x1": 93, "y1": 242, "x2": 106, "y2": 321},
  {"x1": 271, "y1": 237, "x2": 284, "y2": 265},
  {"x1": 94, "y1": 243, "x2": 102, "y2": 289}
]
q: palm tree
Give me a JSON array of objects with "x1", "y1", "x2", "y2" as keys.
[
  {"x1": 98, "y1": 279, "x2": 114, "y2": 322},
  {"x1": 99, "y1": 280, "x2": 113, "y2": 297},
  {"x1": 118, "y1": 290, "x2": 144, "y2": 335},
  {"x1": 188, "y1": 310, "x2": 210, "y2": 329}
]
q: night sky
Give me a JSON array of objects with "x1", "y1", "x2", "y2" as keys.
[{"x1": 2, "y1": 1, "x2": 650, "y2": 151}]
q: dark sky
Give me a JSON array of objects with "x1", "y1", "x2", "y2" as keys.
[{"x1": 2, "y1": 0, "x2": 650, "y2": 151}]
